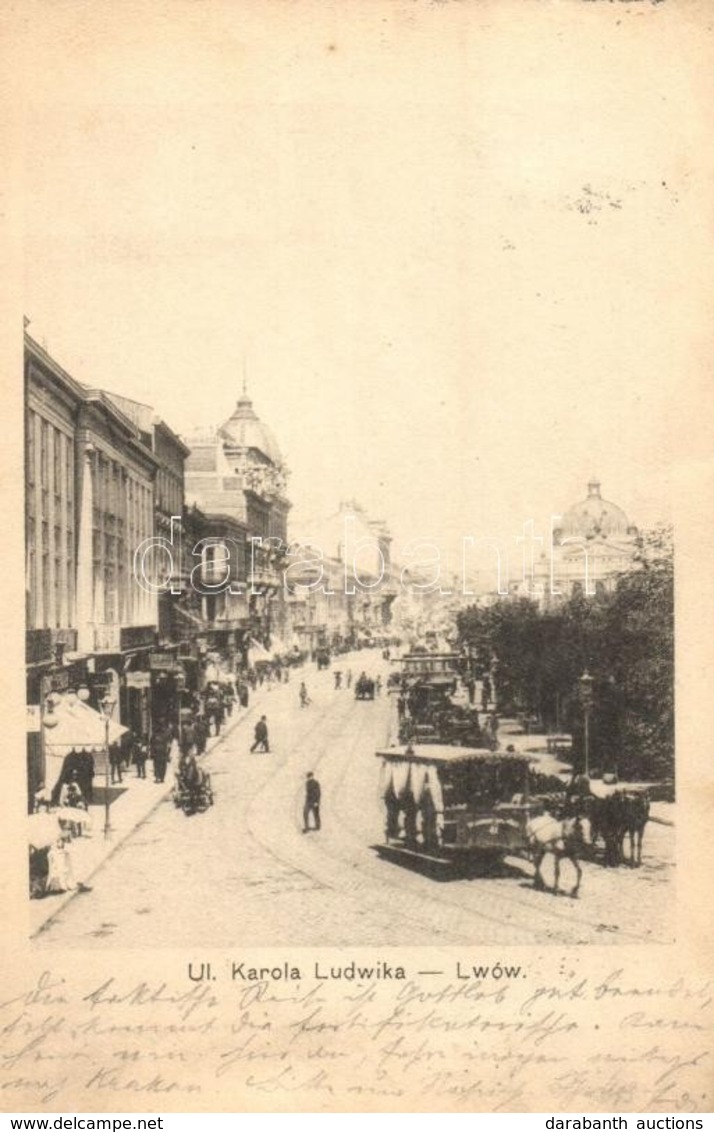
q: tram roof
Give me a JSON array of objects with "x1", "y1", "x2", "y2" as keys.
[
  {"x1": 396, "y1": 652, "x2": 461, "y2": 661},
  {"x1": 376, "y1": 745, "x2": 531, "y2": 766}
]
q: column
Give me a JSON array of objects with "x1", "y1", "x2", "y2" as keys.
[{"x1": 76, "y1": 447, "x2": 95, "y2": 653}]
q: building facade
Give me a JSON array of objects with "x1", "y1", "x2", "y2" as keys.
[{"x1": 184, "y1": 390, "x2": 292, "y2": 658}]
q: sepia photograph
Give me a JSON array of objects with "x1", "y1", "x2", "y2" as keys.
[{"x1": 4, "y1": 0, "x2": 714, "y2": 1115}]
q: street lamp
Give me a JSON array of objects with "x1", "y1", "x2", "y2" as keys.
[
  {"x1": 579, "y1": 670, "x2": 595, "y2": 777},
  {"x1": 99, "y1": 694, "x2": 116, "y2": 839}
]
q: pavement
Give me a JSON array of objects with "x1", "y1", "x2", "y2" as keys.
[
  {"x1": 496, "y1": 717, "x2": 676, "y2": 827},
  {"x1": 31, "y1": 669, "x2": 675, "y2": 940},
  {"x1": 30, "y1": 674, "x2": 275, "y2": 938}
]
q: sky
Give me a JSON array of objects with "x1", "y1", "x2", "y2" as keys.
[{"x1": 18, "y1": 0, "x2": 714, "y2": 573}]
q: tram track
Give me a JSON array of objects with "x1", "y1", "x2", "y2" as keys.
[{"x1": 244, "y1": 668, "x2": 671, "y2": 946}]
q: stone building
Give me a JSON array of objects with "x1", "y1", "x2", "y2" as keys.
[
  {"x1": 183, "y1": 390, "x2": 292, "y2": 657},
  {"x1": 517, "y1": 479, "x2": 639, "y2": 608},
  {"x1": 24, "y1": 334, "x2": 164, "y2": 804}
]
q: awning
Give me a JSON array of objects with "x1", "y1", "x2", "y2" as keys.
[
  {"x1": 174, "y1": 605, "x2": 207, "y2": 627},
  {"x1": 44, "y1": 698, "x2": 127, "y2": 753},
  {"x1": 248, "y1": 638, "x2": 276, "y2": 664}
]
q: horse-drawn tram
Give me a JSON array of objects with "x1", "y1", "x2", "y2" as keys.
[{"x1": 375, "y1": 744, "x2": 542, "y2": 874}]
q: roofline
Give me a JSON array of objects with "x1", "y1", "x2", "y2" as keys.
[
  {"x1": 155, "y1": 418, "x2": 191, "y2": 457},
  {"x1": 25, "y1": 333, "x2": 86, "y2": 402}
]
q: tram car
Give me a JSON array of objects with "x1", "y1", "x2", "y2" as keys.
[
  {"x1": 393, "y1": 651, "x2": 485, "y2": 747},
  {"x1": 375, "y1": 744, "x2": 541, "y2": 871}
]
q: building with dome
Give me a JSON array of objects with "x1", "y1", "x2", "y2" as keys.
[
  {"x1": 528, "y1": 479, "x2": 640, "y2": 608},
  {"x1": 183, "y1": 390, "x2": 292, "y2": 654}
]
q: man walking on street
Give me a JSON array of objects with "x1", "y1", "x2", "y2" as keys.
[
  {"x1": 151, "y1": 725, "x2": 171, "y2": 784},
  {"x1": 303, "y1": 771, "x2": 321, "y2": 832},
  {"x1": 250, "y1": 715, "x2": 270, "y2": 753}
]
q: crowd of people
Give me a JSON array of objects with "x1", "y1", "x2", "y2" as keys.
[{"x1": 31, "y1": 647, "x2": 388, "y2": 898}]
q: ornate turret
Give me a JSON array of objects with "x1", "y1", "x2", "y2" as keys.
[{"x1": 218, "y1": 391, "x2": 284, "y2": 467}]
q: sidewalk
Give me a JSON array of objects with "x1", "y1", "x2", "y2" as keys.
[
  {"x1": 29, "y1": 652, "x2": 367, "y2": 937},
  {"x1": 496, "y1": 718, "x2": 676, "y2": 826},
  {"x1": 30, "y1": 690, "x2": 265, "y2": 938}
]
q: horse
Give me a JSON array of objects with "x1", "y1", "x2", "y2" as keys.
[
  {"x1": 618, "y1": 791, "x2": 650, "y2": 867},
  {"x1": 526, "y1": 810, "x2": 584, "y2": 898},
  {"x1": 587, "y1": 789, "x2": 650, "y2": 867}
]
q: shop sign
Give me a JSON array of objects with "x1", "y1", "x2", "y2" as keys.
[
  {"x1": 126, "y1": 671, "x2": 152, "y2": 689},
  {"x1": 149, "y1": 652, "x2": 183, "y2": 673}
]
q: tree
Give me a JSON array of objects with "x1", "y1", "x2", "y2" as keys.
[
  {"x1": 456, "y1": 526, "x2": 674, "y2": 786},
  {"x1": 601, "y1": 526, "x2": 674, "y2": 783}
]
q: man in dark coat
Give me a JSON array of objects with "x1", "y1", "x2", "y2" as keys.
[
  {"x1": 303, "y1": 772, "x2": 321, "y2": 832},
  {"x1": 151, "y1": 725, "x2": 171, "y2": 783},
  {"x1": 52, "y1": 750, "x2": 95, "y2": 806},
  {"x1": 194, "y1": 715, "x2": 209, "y2": 755},
  {"x1": 250, "y1": 716, "x2": 269, "y2": 753},
  {"x1": 74, "y1": 750, "x2": 95, "y2": 804},
  {"x1": 133, "y1": 736, "x2": 148, "y2": 779}
]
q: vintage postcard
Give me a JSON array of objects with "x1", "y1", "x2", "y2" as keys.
[{"x1": 2, "y1": 0, "x2": 713, "y2": 1115}]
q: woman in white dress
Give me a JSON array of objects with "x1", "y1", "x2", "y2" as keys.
[{"x1": 44, "y1": 837, "x2": 76, "y2": 894}]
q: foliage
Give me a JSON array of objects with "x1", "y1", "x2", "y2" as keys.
[{"x1": 456, "y1": 527, "x2": 674, "y2": 785}]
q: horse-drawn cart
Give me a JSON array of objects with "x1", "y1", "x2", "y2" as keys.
[{"x1": 355, "y1": 674, "x2": 376, "y2": 700}]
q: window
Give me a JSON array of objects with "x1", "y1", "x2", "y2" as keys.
[
  {"x1": 104, "y1": 563, "x2": 117, "y2": 623},
  {"x1": 53, "y1": 429, "x2": 61, "y2": 497},
  {"x1": 65, "y1": 435, "x2": 73, "y2": 499},
  {"x1": 41, "y1": 551, "x2": 49, "y2": 627},
  {"x1": 54, "y1": 558, "x2": 62, "y2": 627},
  {"x1": 26, "y1": 412, "x2": 36, "y2": 485},
  {"x1": 40, "y1": 420, "x2": 48, "y2": 489}
]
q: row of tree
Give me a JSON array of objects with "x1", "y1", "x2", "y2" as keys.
[{"x1": 456, "y1": 528, "x2": 674, "y2": 786}]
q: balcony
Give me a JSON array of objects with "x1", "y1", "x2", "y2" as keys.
[
  {"x1": 25, "y1": 628, "x2": 78, "y2": 666},
  {"x1": 247, "y1": 565, "x2": 282, "y2": 592}
]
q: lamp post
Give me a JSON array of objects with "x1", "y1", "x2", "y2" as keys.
[
  {"x1": 579, "y1": 670, "x2": 595, "y2": 777},
  {"x1": 99, "y1": 694, "x2": 116, "y2": 839},
  {"x1": 40, "y1": 690, "x2": 59, "y2": 809}
]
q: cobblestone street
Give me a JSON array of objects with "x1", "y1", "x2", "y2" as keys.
[{"x1": 34, "y1": 658, "x2": 675, "y2": 950}]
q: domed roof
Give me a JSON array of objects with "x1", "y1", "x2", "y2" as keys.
[
  {"x1": 218, "y1": 393, "x2": 283, "y2": 465},
  {"x1": 558, "y1": 480, "x2": 634, "y2": 541}
]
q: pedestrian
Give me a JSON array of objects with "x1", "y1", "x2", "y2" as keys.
[
  {"x1": 151, "y1": 725, "x2": 171, "y2": 783},
  {"x1": 299, "y1": 682, "x2": 311, "y2": 708},
  {"x1": 334, "y1": 670, "x2": 342, "y2": 690},
  {"x1": 194, "y1": 714, "x2": 209, "y2": 755},
  {"x1": 375, "y1": 675, "x2": 382, "y2": 695},
  {"x1": 346, "y1": 670, "x2": 353, "y2": 690},
  {"x1": 59, "y1": 772, "x2": 89, "y2": 838},
  {"x1": 109, "y1": 743, "x2": 123, "y2": 785},
  {"x1": 250, "y1": 715, "x2": 270, "y2": 753},
  {"x1": 74, "y1": 750, "x2": 95, "y2": 804},
  {"x1": 133, "y1": 736, "x2": 148, "y2": 779},
  {"x1": 45, "y1": 836, "x2": 76, "y2": 895},
  {"x1": 180, "y1": 721, "x2": 196, "y2": 757},
  {"x1": 303, "y1": 772, "x2": 321, "y2": 832}
]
